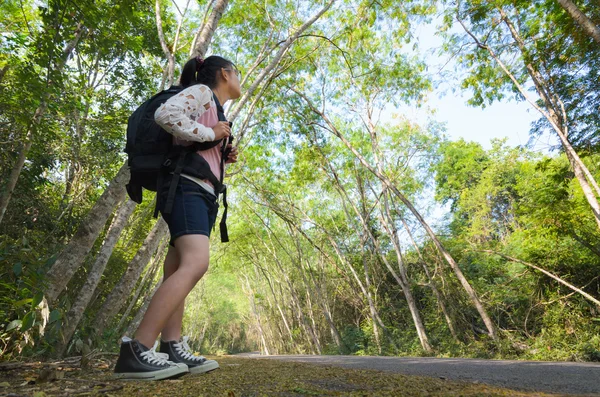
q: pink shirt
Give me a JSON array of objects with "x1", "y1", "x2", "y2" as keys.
[{"x1": 172, "y1": 101, "x2": 222, "y2": 191}]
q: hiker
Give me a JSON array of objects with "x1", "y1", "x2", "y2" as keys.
[{"x1": 114, "y1": 55, "x2": 241, "y2": 380}]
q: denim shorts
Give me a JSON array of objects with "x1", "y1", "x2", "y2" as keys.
[{"x1": 159, "y1": 178, "x2": 219, "y2": 246}]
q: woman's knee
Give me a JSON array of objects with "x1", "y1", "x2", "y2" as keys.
[
  {"x1": 173, "y1": 234, "x2": 210, "y2": 283},
  {"x1": 179, "y1": 259, "x2": 209, "y2": 283}
]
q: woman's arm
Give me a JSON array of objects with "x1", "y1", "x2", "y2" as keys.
[{"x1": 154, "y1": 84, "x2": 216, "y2": 142}]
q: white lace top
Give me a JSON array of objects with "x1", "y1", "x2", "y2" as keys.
[
  {"x1": 154, "y1": 84, "x2": 223, "y2": 196},
  {"x1": 154, "y1": 84, "x2": 216, "y2": 142}
]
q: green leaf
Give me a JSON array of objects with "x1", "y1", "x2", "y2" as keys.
[
  {"x1": 49, "y1": 309, "x2": 61, "y2": 324},
  {"x1": 75, "y1": 338, "x2": 83, "y2": 352},
  {"x1": 6, "y1": 320, "x2": 22, "y2": 332},
  {"x1": 13, "y1": 262, "x2": 22, "y2": 276},
  {"x1": 32, "y1": 292, "x2": 44, "y2": 307},
  {"x1": 14, "y1": 298, "x2": 32, "y2": 307},
  {"x1": 21, "y1": 311, "x2": 35, "y2": 332}
]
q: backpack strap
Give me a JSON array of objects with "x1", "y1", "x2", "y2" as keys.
[
  {"x1": 217, "y1": 134, "x2": 233, "y2": 243},
  {"x1": 162, "y1": 147, "x2": 188, "y2": 216},
  {"x1": 219, "y1": 185, "x2": 229, "y2": 242},
  {"x1": 153, "y1": 167, "x2": 166, "y2": 218},
  {"x1": 213, "y1": 94, "x2": 232, "y2": 243},
  {"x1": 153, "y1": 146, "x2": 191, "y2": 218}
]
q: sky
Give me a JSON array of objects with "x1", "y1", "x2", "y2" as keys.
[{"x1": 411, "y1": 20, "x2": 557, "y2": 153}]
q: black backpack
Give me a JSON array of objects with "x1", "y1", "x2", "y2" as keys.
[{"x1": 125, "y1": 85, "x2": 232, "y2": 242}]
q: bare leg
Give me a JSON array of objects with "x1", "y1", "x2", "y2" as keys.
[
  {"x1": 134, "y1": 235, "x2": 210, "y2": 349},
  {"x1": 160, "y1": 246, "x2": 185, "y2": 342},
  {"x1": 161, "y1": 300, "x2": 185, "y2": 342}
]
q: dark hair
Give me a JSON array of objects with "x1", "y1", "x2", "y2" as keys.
[{"x1": 180, "y1": 55, "x2": 235, "y2": 88}]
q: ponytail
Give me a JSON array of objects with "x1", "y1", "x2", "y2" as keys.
[{"x1": 180, "y1": 55, "x2": 235, "y2": 88}]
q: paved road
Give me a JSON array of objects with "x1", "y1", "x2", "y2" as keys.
[{"x1": 236, "y1": 353, "x2": 600, "y2": 395}]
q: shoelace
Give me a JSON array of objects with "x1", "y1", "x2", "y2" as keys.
[
  {"x1": 141, "y1": 341, "x2": 174, "y2": 366},
  {"x1": 174, "y1": 336, "x2": 205, "y2": 362}
]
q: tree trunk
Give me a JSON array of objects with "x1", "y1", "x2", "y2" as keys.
[
  {"x1": 94, "y1": 218, "x2": 168, "y2": 335},
  {"x1": 190, "y1": 0, "x2": 230, "y2": 58},
  {"x1": 365, "y1": 102, "x2": 432, "y2": 351},
  {"x1": 291, "y1": 290, "x2": 320, "y2": 354},
  {"x1": 259, "y1": 231, "x2": 322, "y2": 354},
  {"x1": 261, "y1": 193, "x2": 400, "y2": 351},
  {"x1": 260, "y1": 266, "x2": 299, "y2": 352},
  {"x1": 0, "y1": 64, "x2": 8, "y2": 85},
  {"x1": 55, "y1": 199, "x2": 136, "y2": 356},
  {"x1": 399, "y1": 215, "x2": 459, "y2": 342},
  {"x1": 156, "y1": 0, "x2": 191, "y2": 86},
  {"x1": 303, "y1": 258, "x2": 345, "y2": 352},
  {"x1": 301, "y1": 272, "x2": 322, "y2": 351},
  {"x1": 273, "y1": 263, "x2": 319, "y2": 355},
  {"x1": 117, "y1": 239, "x2": 166, "y2": 331},
  {"x1": 155, "y1": 0, "x2": 176, "y2": 86},
  {"x1": 125, "y1": 279, "x2": 161, "y2": 338},
  {"x1": 359, "y1": 242, "x2": 382, "y2": 354},
  {"x1": 0, "y1": 106, "x2": 45, "y2": 225},
  {"x1": 380, "y1": 193, "x2": 433, "y2": 352},
  {"x1": 44, "y1": 164, "x2": 130, "y2": 306},
  {"x1": 318, "y1": 289, "x2": 344, "y2": 351},
  {"x1": 59, "y1": 105, "x2": 88, "y2": 215},
  {"x1": 234, "y1": 64, "x2": 278, "y2": 144},
  {"x1": 244, "y1": 275, "x2": 270, "y2": 355},
  {"x1": 555, "y1": 0, "x2": 600, "y2": 44},
  {"x1": 354, "y1": 171, "x2": 382, "y2": 354},
  {"x1": 0, "y1": 23, "x2": 85, "y2": 225},
  {"x1": 251, "y1": 262, "x2": 282, "y2": 354},
  {"x1": 197, "y1": 319, "x2": 209, "y2": 351},
  {"x1": 309, "y1": 257, "x2": 345, "y2": 352},
  {"x1": 324, "y1": 232, "x2": 397, "y2": 350}
]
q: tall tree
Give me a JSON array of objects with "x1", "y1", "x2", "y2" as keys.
[
  {"x1": 56, "y1": 199, "x2": 136, "y2": 355},
  {"x1": 190, "y1": 0, "x2": 230, "y2": 58},
  {"x1": 117, "y1": 240, "x2": 166, "y2": 331},
  {"x1": 93, "y1": 218, "x2": 168, "y2": 335},
  {"x1": 0, "y1": 20, "x2": 85, "y2": 225},
  {"x1": 449, "y1": 0, "x2": 600, "y2": 229},
  {"x1": 294, "y1": 91, "x2": 498, "y2": 340},
  {"x1": 44, "y1": 165, "x2": 130, "y2": 306}
]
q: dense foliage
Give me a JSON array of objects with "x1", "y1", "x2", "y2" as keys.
[{"x1": 1, "y1": 0, "x2": 599, "y2": 362}]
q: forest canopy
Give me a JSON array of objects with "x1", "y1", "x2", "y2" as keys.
[{"x1": 1, "y1": 0, "x2": 599, "y2": 362}]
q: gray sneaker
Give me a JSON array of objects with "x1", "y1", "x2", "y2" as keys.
[{"x1": 159, "y1": 336, "x2": 219, "y2": 374}]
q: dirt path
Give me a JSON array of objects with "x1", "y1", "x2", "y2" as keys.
[
  {"x1": 236, "y1": 353, "x2": 600, "y2": 396},
  {"x1": 0, "y1": 354, "x2": 595, "y2": 396}
]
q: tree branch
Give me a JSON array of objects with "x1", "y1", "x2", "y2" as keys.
[{"x1": 477, "y1": 250, "x2": 600, "y2": 308}]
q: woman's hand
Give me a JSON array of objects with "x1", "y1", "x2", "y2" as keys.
[
  {"x1": 212, "y1": 121, "x2": 231, "y2": 141},
  {"x1": 225, "y1": 145, "x2": 238, "y2": 164}
]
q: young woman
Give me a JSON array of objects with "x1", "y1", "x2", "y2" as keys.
[{"x1": 114, "y1": 55, "x2": 241, "y2": 380}]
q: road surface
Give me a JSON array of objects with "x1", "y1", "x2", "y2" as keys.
[{"x1": 236, "y1": 353, "x2": 600, "y2": 395}]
